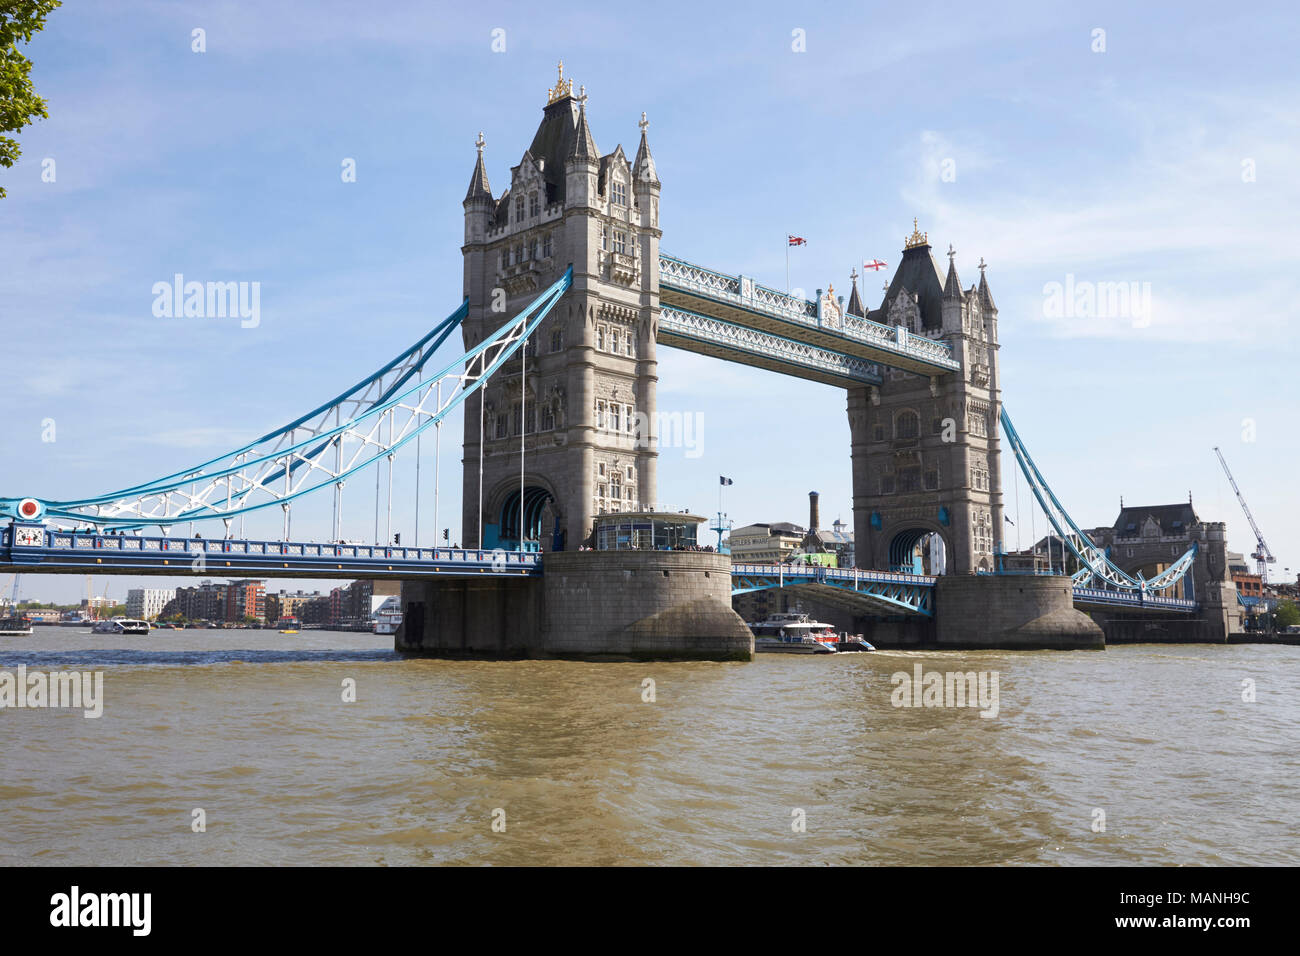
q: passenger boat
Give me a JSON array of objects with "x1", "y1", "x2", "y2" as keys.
[
  {"x1": 0, "y1": 615, "x2": 33, "y2": 637},
  {"x1": 372, "y1": 596, "x2": 402, "y2": 636},
  {"x1": 89, "y1": 618, "x2": 150, "y2": 635},
  {"x1": 749, "y1": 612, "x2": 838, "y2": 654}
]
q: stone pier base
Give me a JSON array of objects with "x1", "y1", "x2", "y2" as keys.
[
  {"x1": 858, "y1": 576, "x2": 1104, "y2": 650},
  {"x1": 395, "y1": 551, "x2": 753, "y2": 661},
  {"x1": 933, "y1": 575, "x2": 1104, "y2": 649}
]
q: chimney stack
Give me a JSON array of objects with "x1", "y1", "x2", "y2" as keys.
[{"x1": 808, "y1": 491, "x2": 820, "y2": 533}]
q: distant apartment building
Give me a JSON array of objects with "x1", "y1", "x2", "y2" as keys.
[
  {"x1": 299, "y1": 596, "x2": 331, "y2": 624},
  {"x1": 224, "y1": 580, "x2": 266, "y2": 622},
  {"x1": 265, "y1": 589, "x2": 325, "y2": 623},
  {"x1": 159, "y1": 581, "x2": 227, "y2": 621},
  {"x1": 125, "y1": 588, "x2": 177, "y2": 621}
]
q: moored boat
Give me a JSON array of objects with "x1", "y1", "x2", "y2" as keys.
[
  {"x1": 750, "y1": 612, "x2": 838, "y2": 654},
  {"x1": 0, "y1": 615, "x2": 33, "y2": 637}
]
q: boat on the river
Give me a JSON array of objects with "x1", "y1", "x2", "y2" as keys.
[
  {"x1": 749, "y1": 612, "x2": 838, "y2": 654},
  {"x1": 0, "y1": 615, "x2": 33, "y2": 637},
  {"x1": 89, "y1": 617, "x2": 150, "y2": 635}
]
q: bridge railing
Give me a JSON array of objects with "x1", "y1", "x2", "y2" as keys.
[
  {"x1": 1072, "y1": 586, "x2": 1197, "y2": 610},
  {"x1": 6, "y1": 526, "x2": 544, "y2": 569},
  {"x1": 730, "y1": 563, "x2": 936, "y2": 586},
  {"x1": 659, "y1": 255, "x2": 817, "y2": 320}
]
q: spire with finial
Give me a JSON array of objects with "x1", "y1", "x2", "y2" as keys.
[
  {"x1": 633, "y1": 109, "x2": 658, "y2": 183},
  {"x1": 568, "y1": 95, "x2": 597, "y2": 162},
  {"x1": 547, "y1": 60, "x2": 574, "y2": 104},
  {"x1": 464, "y1": 130, "x2": 492, "y2": 202},
  {"x1": 943, "y1": 243, "x2": 962, "y2": 299},
  {"x1": 846, "y1": 267, "x2": 865, "y2": 317},
  {"x1": 904, "y1": 217, "x2": 928, "y2": 250},
  {"x1": 977, "y1": 256, "x2": 996, "y2": 312}
]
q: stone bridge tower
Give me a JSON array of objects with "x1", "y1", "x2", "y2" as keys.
[
  {"x1": 845, "y1": 224, "x2": 1005, "y2": 574},
  {"x1": 460, "y1": 64, "x2": 661, "y2": 551}
]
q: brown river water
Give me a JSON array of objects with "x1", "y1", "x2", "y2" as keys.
[{"x1": 1, "y1": 626, "x2": 1296, "y2": 866}]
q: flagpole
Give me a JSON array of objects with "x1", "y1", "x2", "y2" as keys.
[{"x1": 785, "y1": 234, "x2": 790, "y2": 294}]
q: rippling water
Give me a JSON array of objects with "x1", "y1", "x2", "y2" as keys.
[{"x1": 1, "y1": 626, "x2": 1296, "y2": 865}]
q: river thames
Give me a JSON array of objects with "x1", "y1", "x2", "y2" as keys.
[{"x1": 1, "y1": 626, "x2": 1295, "y2": 866}]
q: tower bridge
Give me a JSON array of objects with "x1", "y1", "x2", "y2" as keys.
[{"x1": 0, "y1": 64, "x2": 1241, "y2": 656}]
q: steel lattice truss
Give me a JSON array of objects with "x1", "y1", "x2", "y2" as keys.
[
  {"x1": 730, "y1": 564, "x2": 935, "y2": 616},
  {"x1": 2, "y1": 269, "x2": 573, "y2": 531},
  {"x1": 659, "y1": 306, "x2": 883, "y2": 386},
  {"x1": 1001, "y1": 407, "x2": 1197, "y2": 594},
  {"x1": 659, "y1": 252, "x2": 960, "y2": 371}
]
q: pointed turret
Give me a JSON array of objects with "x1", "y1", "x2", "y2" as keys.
[
  {"x1": 568, "y1": 102, "x2": 598, "y2": 162},
  {"x1": 464, "y1": 131, "x2": 492, "y2": 202},
  {"x1": 846, "y1": 269, "x2": 865, "y2": 317},
  {"x1": 943, "y1": 244, "x2": 962, "y2": 299},
  {"x1": 977, "y1": 257, "x2": 996, "y2": 312},
  {"x1": 633, "y1": 111, "x2": 658, "y2": 184}
]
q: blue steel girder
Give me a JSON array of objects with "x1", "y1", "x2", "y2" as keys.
[
  {"x1": 658, "y1": 306, "x2": 882, "y2": 387},
  {"x1": 730, "y1": 563, "x2": 935, "y2": 617},
  {"x1": 1001, "y1": 406, "x2": 1198, "y2": 596},
  {"x1": 0, "y1": 524, "x2": 542, "y2": 580},
  {"x1": 1, "y1": 270, "x2": 574, "y2": 531},
  {"x1": 658, "y1": 253, "x2": 960, "y2": 376}
]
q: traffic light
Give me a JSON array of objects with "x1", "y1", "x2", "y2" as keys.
[
  {"x1": 442, "y1": 528, "x2": 449, "y2": 541},
  {"x1": 394, "y1": 533, "x2": 401, "y2": 545}
]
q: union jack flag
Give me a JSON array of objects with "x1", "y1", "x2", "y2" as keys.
[{"x1": 788, "y1": 235, "x2": 808, "y2": 246}]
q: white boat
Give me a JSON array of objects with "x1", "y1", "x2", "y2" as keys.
[
  {"x1": 750, "y1": 611, "x2": 838, "y2": 654},
  {"x1": 90, "y1": 617, "x2": 150, "y2": 635},
  {"x1": 372, "y1": 595, "x2": 402, "y2": 636},
  {"x1": 0, "y1": 616, "x2": 33, "y2": 637}
]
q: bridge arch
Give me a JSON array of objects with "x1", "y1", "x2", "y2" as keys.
[
  {"x1": 887, "y1": 525, "x2": 948, "y2": 575},
  {"x1": 487, "y1": 478, "x2": 561, "y2": 552}
]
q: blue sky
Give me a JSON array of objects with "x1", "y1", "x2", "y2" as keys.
[{"x1": 4, "y1": 0, "x2": 1297, "y2": 603}]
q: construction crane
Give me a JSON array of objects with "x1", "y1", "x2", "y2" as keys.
[{"x1": 1213, "y1": 447, "x2": 1276, "y2": 582}]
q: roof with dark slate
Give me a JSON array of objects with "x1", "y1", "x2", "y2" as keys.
[
  {"x1": 883, "y1": 243, "x2": 947, "y2": 330},
  {"x1": 525, "y1": 96, "x2": 586, "y2": 205},
  {"x1": 1112, "y1": 503, "x2": 1199, "y2": 535}
]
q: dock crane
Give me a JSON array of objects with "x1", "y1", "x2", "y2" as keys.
[{"x1": 1213, "y1": 447, "x2": 1276, "y2": 582}]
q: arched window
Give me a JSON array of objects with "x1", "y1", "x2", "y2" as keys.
[{"x1": 895, "y1": 410, "x2": 920, "y2": 439}]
